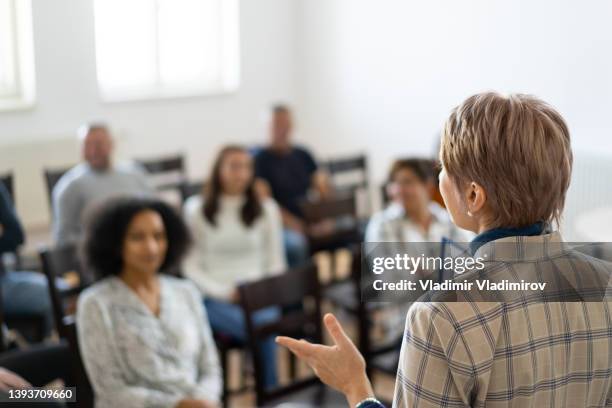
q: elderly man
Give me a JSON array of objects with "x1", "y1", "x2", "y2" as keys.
[{"x1": 53, "y1": 123, "x2": 153, "y2": 246}]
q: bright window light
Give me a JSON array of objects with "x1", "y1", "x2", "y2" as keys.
[
  {"x1": 0, "y1": 0, "x2": 36, "y2": 111},
  {"x1": 93, "y1": 0, "x2": 240, "y2": 102}
]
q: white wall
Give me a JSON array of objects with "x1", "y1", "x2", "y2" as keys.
[
  {"x1": 0, "y1": 0, "x2": 299, "y2": 227},
  {"x1": 3, "y1": 0, "x2": 612, "y2": 235},
  {"x1": 295, "y1": 0, "x2": 612, "y2": 185}
]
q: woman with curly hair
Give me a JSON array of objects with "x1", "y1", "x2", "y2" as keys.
[{"x1": 77, "y1": 197, "x2": 221, "y2": 408}]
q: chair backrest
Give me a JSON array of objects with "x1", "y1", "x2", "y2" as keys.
[
  {"x1": 299, "y1": 192, "x2": 361, "y2": 255},
  {"x1": 324, "y1": 154, "x2": 371, "y2": 216},
  {"x1": 0, "y1": 172, "x2": 14, "y2": 204},
  {"x1": 0, "y1": 289, "x2": 6, "y2": 352},
  {"x1": 39, "y1": 245, "x2": 95, "y2": 407},
  {"x1": 300, "y1": 192, "x2": 357, "y2": 224},
  {"x1": 239, "y1": 263, "x2": 323, "y2": 406},
  {"x1": 43, "y1": 166, "x2": 71, "y2": 210},
  {"x1": 137, "y1": 154, "x2": 185, "y2": 174},
  {"x1": 39, "y1": 245, "x2": 92, "y2": 338},
  {"x1": 64, "y1": 320, "x2": 94, "y2": 408},
  {"x1": 325, "y1": 154, "x2": 368, "y2": 190}
]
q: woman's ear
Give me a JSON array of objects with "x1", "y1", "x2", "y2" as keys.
[{"x1": 465, "y1": 181, "x2": 487, "y2": 217}]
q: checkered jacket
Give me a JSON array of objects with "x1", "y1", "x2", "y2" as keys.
[{"x1": 393, "y1": 232, "x2": 612, "y2": 407}]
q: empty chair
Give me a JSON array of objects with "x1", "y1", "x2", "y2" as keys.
[
  {"x1": 325, "y1": 154, "x2": 371, "y2": 215},
  {"x1": 43, "y1": 166, "x2": 71, "y2": 210},
  {"x1": 136, "y1": 154, "x2": 186, "y2": 192}
]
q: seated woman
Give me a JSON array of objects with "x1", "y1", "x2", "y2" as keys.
[
  {"x1": 366, "y1": 158, "x2": 471, "y2": 243},
  {"x1": 182, "y1": 145, "x2": 286, "y2": 389},
  {"x1": 366, "y1": 158, "x2": 472, "y2": 341},
  {"x1": 77, "y1": 197, "x2": 221, "y2": 408}
]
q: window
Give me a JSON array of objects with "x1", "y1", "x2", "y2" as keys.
[
  {"x1": 93, "y1": 0, "x2": 240, "y2": 102},
  {"x1": 0, "y1": 0, "x2": 35, "y2": 111}
]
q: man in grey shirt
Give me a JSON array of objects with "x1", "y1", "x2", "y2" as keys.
[{"x1": 52, "y1": 123, "x2": 153, "y2": 246}]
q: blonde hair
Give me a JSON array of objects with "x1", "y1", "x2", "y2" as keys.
[{"x1": 440, "y1": 92, "x2": 572, "y2": 228}]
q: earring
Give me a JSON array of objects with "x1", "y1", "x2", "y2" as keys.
[{"x1": 467, "y1": 211, "x2": 473, "y2": 217}]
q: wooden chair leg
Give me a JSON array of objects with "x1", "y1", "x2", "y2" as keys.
[
  {"x1": 220, "y1": 347, "x2": 229, "y2": 408},
  {"x1": 288, "y1": 351, "x2": 297, "y2": 380}
]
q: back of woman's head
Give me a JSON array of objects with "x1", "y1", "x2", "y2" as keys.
[
  {"x1": 440, "y1": 92, "x2": 572, "y2": 228},
  {"x1": 82, "y1": 197, "x2": 191, "y2": 279},
  {"x1": 203, "y1": 144, "x2": 262, "y2": 226}
]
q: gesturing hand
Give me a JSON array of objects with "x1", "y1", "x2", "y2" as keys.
[
  {"x1": 275, "y1": 313, "x2": 374, "y2": 406},
  {"x1": 0, "y1": 367, "x2": 32, "y2": 392}
]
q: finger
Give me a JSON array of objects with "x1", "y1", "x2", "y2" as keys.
[
  {"x1": 323, "y1": 313, "x2": 352, "y2": 348},
  {"x1": 275, "y1": 336, "x2": 315, "y2": 359},
  {"x1": 1, "y1": 372, "x2": 31, "y2": 389}
]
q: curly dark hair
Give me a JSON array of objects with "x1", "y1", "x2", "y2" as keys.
[{"x1": 81, "y1": 197, "x2": 191, "y2": 279}]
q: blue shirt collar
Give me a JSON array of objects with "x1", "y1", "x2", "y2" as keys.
[{"x1": 470, "y1": 221, "x2": 547, "y2": 255}]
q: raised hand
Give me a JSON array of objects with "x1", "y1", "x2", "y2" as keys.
[{"x1": 275, "y1": 313, "x2": 374, "y2": 406}]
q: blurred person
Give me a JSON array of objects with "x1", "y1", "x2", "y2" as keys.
[
  {"x1": 277, "y1": 92, "x2": 612, "y2": 407},
  {"x1": 183, "y1": 145, "x2": 286, "y2": 389},
  {"x1": 53, "y1": 123, "x2": 153, "y2": 246},
  {"x1": 0, "y1": 181, "x2": 54, "y2": 340},
  {"x1": 77, "y1": 198, "x2": 221, "y2": 408},
  {"x1": 254, "y1": 104, "x2": 332, "y2": 267},
  {"x1": 365, "y1": 158, "x2": 472, "y2": 342},
  {"x1": 366, "y1": 158, "x2": 471, "y2": 242}
]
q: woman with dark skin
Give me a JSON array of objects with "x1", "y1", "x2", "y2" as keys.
[{"x1": 77, "y1": 198, "x2": 221, "y2": 408}]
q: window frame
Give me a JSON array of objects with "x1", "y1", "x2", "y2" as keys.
[
  {"x1": 93, "y1": 0, "x2": 240, "y2": 103},
  {"x1": 0, "y1": 0, "x2": 36, "y2": 112}
]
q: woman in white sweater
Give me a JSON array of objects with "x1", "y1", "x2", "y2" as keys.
[{"x1": 182, "y1": 145, "x2": 286, "y2": 389}]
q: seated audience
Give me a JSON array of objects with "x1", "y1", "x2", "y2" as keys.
[
  {"x1": 183, "y1": 145, "x2": 285, "y2": 389},
  {"x1": 53, "y1": 123, "x2": 153, "y2": 246},
  {"x1": 254, "y1": 104, "x2": 331, "y2": 266},
  {"x1": 77, "y1": 197, "x2": 221, "y2": 408},
  {"x1": 277, "y1": 92, "x2": 612, "y2": 407},
  {"x1": 0, "y1": 181, "x2": 54, "y2": 340},
  {"x1": 366, "y1": 158, "x2": 471, "y2": 242}
]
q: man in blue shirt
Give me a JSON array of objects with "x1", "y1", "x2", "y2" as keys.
[{"x1": 254, "y1": 105, "x2": 331, "y2": 266}]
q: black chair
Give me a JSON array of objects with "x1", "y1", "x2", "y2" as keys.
[
  {"x1": 179, "y1": 180, "x2": 205, "y2": 203},
  {"x1": 300, "y1": 192, "x2": 362, "y2": 284},
  {"x1": 136, "y1": 154, "x2": 186, "y2": 192},
  {"x1": 39, "y1": 245, "x2": 94, "y2": 408},
  {"x1": 213, "y1": 332, "x2": 251, "y2": 408},
  {"x1": 325, "y1": 245, "x2": 401, "y2": 389},
  {"x1": 39, "y1": 245, "x2": 92, "y2": 338},
  {"x1": 43, "y1": 166, "x2": 71, "y2": 211},
  {"x1": 325, "y1": 154, "x2": 369, "y2": 192},
  {"x1": 0, "y1": 172, "x2": 14, "y2": 204},
  {"x1": 239, "y1": 263, "x2": 344, "y2": 407},
  {"x1": 325, "y1": 154, "x2": 371, "y2": 215}
]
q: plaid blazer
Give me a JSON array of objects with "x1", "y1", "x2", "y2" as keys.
[{"x1": 393, "y1": 232, "x2": 612, "y2": 407}]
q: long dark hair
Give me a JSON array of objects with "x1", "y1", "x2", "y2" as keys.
[{"x1": 203, "y1": 145, "x2": 262, "y2": 227}]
